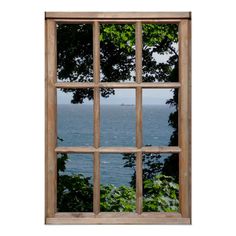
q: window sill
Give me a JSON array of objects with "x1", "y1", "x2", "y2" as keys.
[{"x1": 46, "y1": 212, "x2": 191, "y2": 224}]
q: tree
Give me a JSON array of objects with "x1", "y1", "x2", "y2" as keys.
[
  {"x1": 123, "y1": 151, "x2": 163, "y2": 189},
  {"x1": 57, "y1": 23, "x2": 178, "y2": 102}
]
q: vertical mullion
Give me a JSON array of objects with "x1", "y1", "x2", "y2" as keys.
[
  {"x1": 93, "y1": 151, "x2": 100, "y2": 214},
  {"x1": 93, "y1": 21, "x2": 100, "y2": 214},
  {"x1": 179, "y1": 19, "x2": 190, "y2": 218},
  {"x1": 135, "y1": 21, "x2": 143, "y2": 214},
  {"x1": 136, "y1": 151, "x2": 143, "y2": 214},
  {"x1": 46, "y1": 19, "x2": 57, "y2": 218},
  {"x1": 136, "y1": 22, "x2": 142, "y2": 85}
]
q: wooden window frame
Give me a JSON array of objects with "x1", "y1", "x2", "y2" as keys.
[{"x1": 45, "y1": 12, "x2": 191, "y2": 225}]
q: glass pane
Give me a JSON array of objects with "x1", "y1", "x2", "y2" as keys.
[
  {"x1": 100, "y1": 89, "x2": 135, "y2": 146},
  {"x1": 57, "y1": 89, "x2": 93, "y2": 146},
  {"x1": 142, "y1": 24, "x2": 178, "y2": 82},
  {"x1": 57, "y1": 24, "x2": 93, "y2": 82},
  {"x1": 143, "y1": 89, "x2": 178, "y2": 146},
  {"x1": 57, "y1": 153, "x2": 93, "y2": 212},
  {"x1": 100, "y1": 153, "x2": 136, "y2": 212},
  {"x1": 142, "y1": 153, "x2": 179, "y2": 212},
  {"x1": 100, "y1": 24, "x2": 135, "y2": 82}
]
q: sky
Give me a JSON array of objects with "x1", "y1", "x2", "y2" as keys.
[{"x1": 57, "y1": 88, "x2": 173, "y2": 105}]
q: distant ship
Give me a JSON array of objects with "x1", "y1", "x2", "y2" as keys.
[{"x1": 120, "y1": 103, "x2": 135, "y2": 106}]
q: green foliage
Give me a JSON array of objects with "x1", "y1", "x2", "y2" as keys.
[
  {"x1": 57, "y1": 153, "x2": 67, "y2": 172},
  {"x1": 57, "y1": 153, "x2": 93, "y2": 212},
  {"x1": 162, "y1": 88, "x2": 179, "y2": 181},
  {"x1": 99, "y1": 24, "x2": 135, "y2": 83},
  {"x1": 57, "y1": 174, "x2": 93, "y2": 212},
  {"x1": 100, "y1": 185, "x2": 136, "y2": 212},
  {"x1": 143, "y1": 175, "x2": 179, "y2": 212},
  {"x1": 57, "y1": 153, "x2": 179, "y2": 213},
  {"x1": 99, "y1": 175, "x2": 179, "y2": 212},
  {"x1": 123, "y1": 151, "x2": 164, "y2": 188},
  {"x1": 143, "y1": 24, "x2": 178, "y2": 48},
  {"x1": 142, "y1": 24, "x2": 178, "y2": 82},
  {"x1": 57, "y1": 24, "x2": 93, "y2": 83},
  {"x1": 100, "y1": 24, "x2": 135, "y2": 51}
]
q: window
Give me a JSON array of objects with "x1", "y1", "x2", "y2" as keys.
[{"x1": 45, "y1": 12, "x2": 191, "y2": 224}]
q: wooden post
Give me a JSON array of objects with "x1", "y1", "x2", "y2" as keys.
[
  {"x1": 179, "y1": 19, "x2": 191, "y2": 218},
  {"x1": 93, "y1": 21, "x2": 101, "y2": 214},
  {"x1": 45, "y1": 19, "x2": 57, "y2": 218},
  {"x1": 135, "y1": 21, "x2": 143, "y2": 214}
]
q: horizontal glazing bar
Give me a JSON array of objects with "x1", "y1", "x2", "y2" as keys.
[
  {"x1": 54, "y1": 19, "x2": 182, "y2": 24},
  {"x1": 55, "y1": 82, "x2": 181, "y2": 89},
  {"x1": 55, "y1": 146, "x2": 181, "y2": 153},
  {"x1": 55, "y1": 82, "x2": 95, "y2": 88},
  {"x1": 142, "y1": 146, "x2": 181, "y2": 153}
]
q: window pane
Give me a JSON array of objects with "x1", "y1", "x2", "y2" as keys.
[
  {"x1": 100, "y1": 89, "x2": 135, "y2": 146},
  {"x1": 143, "y1": 89, "x2": 178, "y2": 146},
  {"x1": 142, "y1": 24, "x2": 178, "y2": 82},
  {"x1": 57, "y1": 89, "x2": 93, "y2": 146},
  {"x1": 142, "y1": 153, "x2": 179, "y2": 212},
  {"x1": 100, "y1": 153, "x2": 136, "y2": 212},
  {"x1": 100, "y1": 24, "x2": 135, "y2": 82},
  {"x1": 57, "y1": 24, "x2": 93, "y2": 82},
  {"x1": 57, "y1": 153, "x2": 93, "y2": 212}
]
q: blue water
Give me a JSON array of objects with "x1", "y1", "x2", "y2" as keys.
[{"x1": 57, "y1": 104, "x2": 175, "y2": 186}]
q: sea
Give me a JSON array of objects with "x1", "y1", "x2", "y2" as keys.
[{"x1": 57, "y1": 104, "x2": 175, "y2": 186}]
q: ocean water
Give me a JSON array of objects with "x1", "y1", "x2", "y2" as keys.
[{"x1": 57, "y1": 104, "x2": 175, "y2": 186}]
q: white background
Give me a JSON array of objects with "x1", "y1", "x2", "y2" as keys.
[{"x1": 0, "y1": 0, "x2": 236, "y2": 235}]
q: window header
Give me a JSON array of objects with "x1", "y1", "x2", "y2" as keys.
[{"x1": 45, "y1": 12, "x2": 191, "y2": 20}]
